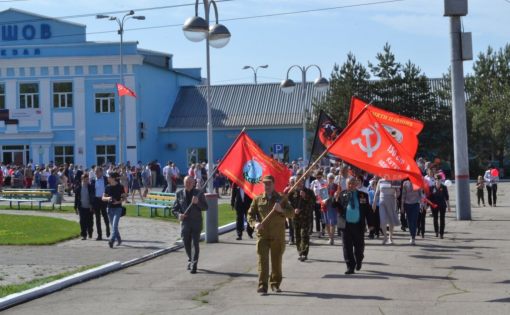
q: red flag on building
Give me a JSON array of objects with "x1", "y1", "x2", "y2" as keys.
[
  {"x1": 217, "y1": 131, "x2": 292, "y2": 199},
  {"x1": 329, "y1": 107, "x2": 424, "y2": 188},
  {"x1": 116, "y1": 83, "x2": 137, "y2": 98},
  {"x1": 348, "y1": 96, "x2": 424, "y2": 156}
]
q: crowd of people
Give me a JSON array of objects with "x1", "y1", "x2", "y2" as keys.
[{"x1": 233, "y1": 157, "x2": 478, "y2": 294}]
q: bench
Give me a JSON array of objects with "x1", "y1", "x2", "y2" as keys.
[
  {"x1": 0, "y1": 189, "x2": 54, "y2": 210},
  {"x1": 136, "y1": 192, "x2": 176, "y2": 217}
]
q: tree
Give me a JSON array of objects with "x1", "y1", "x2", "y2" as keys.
[
  {"x1": 368, "y1": 43, "x2": 449, "y2": 159},
  {"x1": 466, "y1": 45, "x2": 510, "y2": 172},
  {"x1": 312, "y1": 52, "x2": 370, "y2": 128}
]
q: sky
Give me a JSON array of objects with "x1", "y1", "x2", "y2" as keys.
[{"x1": 4, "y1": 0, "x2": 510, "y2": 84}]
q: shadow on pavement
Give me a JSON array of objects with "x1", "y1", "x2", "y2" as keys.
[
  {"x1": 364, "y1": 270, "x2": 457, "y2": 281},
  {"x1": 436, "y1": 265, "x2": 492, "y2": 272},
  {"x1": 487, "y1": 297, "x2": 510, "y2": 303},
  {"x1": 322, "y1": 274, "x2": 388, "y2": 280},
  {"x1": 278, "y1": 290, "x2": 391, "y2": 300},
  {"x1": 409, "y1": 255, "x2": 451, "y2": 260},
  {"x1": 199, "y1": 269, "x2": 257, "y2": 278}
]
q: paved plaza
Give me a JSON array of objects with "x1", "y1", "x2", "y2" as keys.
[{"x1": 1, "y1": 182, "x2": 510, "y2": 314}]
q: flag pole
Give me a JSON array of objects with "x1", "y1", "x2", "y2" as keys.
[
  {"x1": 260, "y1": 106, "x2": 372, "y2": 226},
  {"x1": 259, "y1": 138, "x2": 339, "y2": 226},
  {"x1": 182, "y1": 127, "x2": 246, "y2": 216}
]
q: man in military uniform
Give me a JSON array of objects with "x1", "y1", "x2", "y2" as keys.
[
  {"x1": 335, "y1": 177, "x2": 372, "y2": 274},
  {"x1": 248, "y1": 175, "x2": 294, "y2": 295},
  {"x1": 288, "y1": 173, "x2": 315, "y2": 262}
]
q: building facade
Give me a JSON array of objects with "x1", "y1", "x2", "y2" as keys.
[{"x1": 0, "y1": 9, "x2": 201, "y2": 167}]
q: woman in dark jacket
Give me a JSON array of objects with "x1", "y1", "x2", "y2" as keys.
[{"x1": 428, "y1": 174, "x2": 451, "y2": 239}]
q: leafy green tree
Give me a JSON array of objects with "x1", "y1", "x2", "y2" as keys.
[
  {"x1": 466, "y1": 45, "x2": 510, "y2": 171},
  {"x1": 367, "y1": 43, "x2": 449, "y2": 159},
  {"x1": 312, "y1": 52, "x2": 370, "y2": 128}
]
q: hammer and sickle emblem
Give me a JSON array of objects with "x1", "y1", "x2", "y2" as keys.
[{"x1": 351, "y1": 123, "x2": 381, "y2": 158}]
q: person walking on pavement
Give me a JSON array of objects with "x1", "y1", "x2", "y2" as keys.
[
  {"x1": 102, "y1": 172, "x2": 126, "y2": 248},
  {"x1": 172, "y1": 176, "x2": 208, "y2": 274},
  {"x1": 428, "y1": 174, "x2": 451, "y2": 239},
  {"x1": 476, "y1": 175, "x2": 485, "y2": 207},
  {"x1": 373, "y1": 178, "x2": 400, "y2": 245},
  {"x1": 287, "y1": 173, "x2": 315, "y2": 262},
  {"x1": 484, "y1": 165, "x2": 499, "y2": 207},
  {"x1": 91, "y1": 167, "x2": 110, "y2": 240},
  {"x1": 248, "y1": 175, "x2": 294, "y2": 295},
  {"x1": 74, "y1": 173, "x2": 94, "y2": 240},
  {"x1": 231, "y1": 183, "x2": 253, "y2": 240},
  {"x1": 335, "y1": 177, "x2": 372, "y2": 274},
  {"x1": 401, "y1": 179, "x2": 422, "y2": 245}
]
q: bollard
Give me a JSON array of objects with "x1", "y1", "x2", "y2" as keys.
[{"x1": 205, "y1": 193, "x2": 219, "y2": 243}]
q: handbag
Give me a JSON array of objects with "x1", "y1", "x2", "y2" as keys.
[{"x1": 121, "y1": 206, "x2": 127, "y2": 217}]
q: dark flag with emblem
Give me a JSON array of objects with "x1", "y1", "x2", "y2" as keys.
[
  {"x1": 217, "y1": 131, "x2": 292, "y2": 199},
  {"x1": 309, "y1": 110, "x2": 342, "y2": 164}
]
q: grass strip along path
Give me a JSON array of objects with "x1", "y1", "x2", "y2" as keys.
[
  {"x1": 0, "y1": 265, "x2": 98, "y2": 298},
  {"x1": 0, "y1": 214, "x2": 80, "y2": 245}
]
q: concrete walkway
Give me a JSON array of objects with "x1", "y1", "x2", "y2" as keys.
[
  {"x1": 2, "y1": 182, "x2": 510, "y2": 314},
  {"x1": 0, "y1": 209, "x2": 181, "y2": 286}
]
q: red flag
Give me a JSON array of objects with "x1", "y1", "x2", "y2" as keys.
[
  {"x1": 217, "y1": 131, "x2": 292, "y2": 199},
  {"x1": 329, "y1": 107, "x2": 424, "y2": 189},
  {"x1": 116, "y1": 83, "x2": 137, "y2": 98},
  {"x1": 348, "y1": 97, "x2": 424, "y2": 156}
]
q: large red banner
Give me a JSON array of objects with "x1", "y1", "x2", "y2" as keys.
[
  {"x1": 217, "y1": 131, "x2": 291, "y2": 199},
  {"x1": 329, "y1": 107, "x2": 424, "y2": 188},
  {"x1": 348, "y1": 97, "x2": 424, "y2": 157}
]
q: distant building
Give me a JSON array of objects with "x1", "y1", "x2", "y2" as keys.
[{"x1": 0, "y1": 8, "x2": 201, "y2": 167}]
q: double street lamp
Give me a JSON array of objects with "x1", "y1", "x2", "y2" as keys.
[
  {"x1": 183, "y1": 0, "x2": 231, "y2": 192},
  {"x1": 242, "y1": 64, "x2": 268, "y2": 84},
  {"x1": 97, "y1": 10, "x2": 145, "y2": 165},
  {"x1": 281, "y1": 65, "x2": 329, "y2": 164}
]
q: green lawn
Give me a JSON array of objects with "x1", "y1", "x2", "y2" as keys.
[
  {"x1": 0, "y1": 214, "x2": 80, "y2": 245},
  {"x1": 0, "y1": 265, "x2": 98, "y2": 298}
]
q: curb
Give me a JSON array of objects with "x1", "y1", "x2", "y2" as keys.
[
  {"x1": 0, "y1": 221, "x2": 237, "y2": 311},
  {"x1": 0, "y1": 261, "x2": 122, "y2": 311}
]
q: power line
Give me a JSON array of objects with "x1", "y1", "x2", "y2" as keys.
[
  {"x1": 0, "y1": 0, "x2": 234, "y2": 26},
  {"x1": 44, "y1": 0, "x2": 407, "y2": 40}
]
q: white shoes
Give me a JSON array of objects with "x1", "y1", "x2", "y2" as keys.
[
  {"x1": 387, "y1": 238, "x2": 393, "y2": 245},
  {"x1": 409, "y1": 238, "x2": 416, "y2": 245},
  {"x1": 328, "y1": 238, "x2": 334, "y2": 245}
]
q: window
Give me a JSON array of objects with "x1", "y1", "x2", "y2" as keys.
[
  {"x1": 95, "y1": 93, "x2": 115, "y2": 113},
  {"x1": 53, "y1": 82, "x2": 73, "y2": 108},
  {"x1": 19, "y1": 83, "x2": 39, "y2": 108},
  {"x1": 186, "y1": 148, "x2": 206, "y2": 165},
  {"x1": 0, "y1": 83, "x2": 5, "y2": 109},
  {"x1": 54, "y1": 145, "x2": 74, "y2": 165},
  {"x1": 96, "y1": 145, "x2": 116, "y2": 165}
]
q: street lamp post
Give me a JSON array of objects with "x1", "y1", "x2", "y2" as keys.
[
  {"x1": 242, "y1": 65, "x2": 268, "y2": 84},
  {"x1": 97, "y1": 11, "x2": 145, "y2": 165},
  {"x1": 183, "y1": 0, "x2": 231, "y2": 192},
  {"x1": 281, "y1": 65, "x2": 329, "y2": 164},
  {"x1": 183, "y1": 0, "x2": 231, "y2": 244}
]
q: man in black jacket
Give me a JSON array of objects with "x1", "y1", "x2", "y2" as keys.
[
  {"x1": 231, "y1": 183, "x2": 253, "y2": 240},
  {"x1": 172, "y1": 176, "x2": 208, "y2": 274},
  {"x1": 90, "y1": 167, "x2": 110, "y2": 240},
  {"x1": 74, "y1": 173, "x2": 95, "y2": 240},
  {"x1": 335, "y1": 177, "x2": 372, "y2": 274}
]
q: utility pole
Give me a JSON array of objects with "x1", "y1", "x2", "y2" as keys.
[{"x1": 444, "y1": 0, "x2": 472, "y2": 220}]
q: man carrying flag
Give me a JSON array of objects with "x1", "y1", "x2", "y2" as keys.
[
  {"x1": 248, "y1": 174, "x2": 293, "y2": 295},
  {"x1": 217, "y1": 131, "x2": 293, "y2": 295}
]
